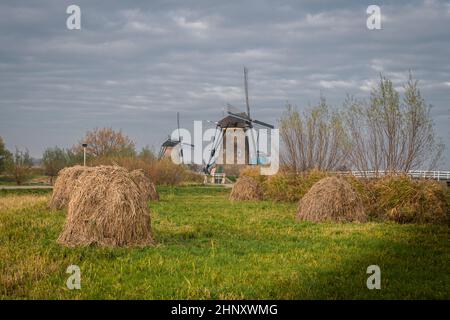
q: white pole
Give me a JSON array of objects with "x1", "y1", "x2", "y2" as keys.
[{"x1": 83, "y1": 147, "x2": 86, "y2": 166}]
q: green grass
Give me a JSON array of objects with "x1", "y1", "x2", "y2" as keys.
[
  {"x1": 0, "y1": 189, "x2": 52, "y2": 196},
  {"x1": 0, "y1": 186, "x2": 448, "y2": 299}
]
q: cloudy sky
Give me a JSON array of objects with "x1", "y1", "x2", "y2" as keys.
[{"x1": 0, "y1": 0, "x2": 449, "y2": 167}]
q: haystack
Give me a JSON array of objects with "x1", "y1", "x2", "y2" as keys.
[
  {"x1": 49, "y1": 165, "x2": 93, "y2": 210},
  {"x1": 130, "y1": 169, "x2": 159, "y2": 201},
  {"x1": 57, "y1": 166, "x2": 154, "y2": 247},
  {"x1": 230, "y1": 176, "x2": 262, "y2": 201},
  {"x1": 297, "y1": 176, "x2": 367, "y2": 222}
]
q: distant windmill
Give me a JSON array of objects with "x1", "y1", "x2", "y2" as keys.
[
  {"x1": 158, "y1": 112, "x2": 194, "y2": 163},
  {"x1": 204, "y1": 67, "x2": 274, "y2": 173}
]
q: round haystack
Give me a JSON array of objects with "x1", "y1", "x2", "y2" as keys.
[
  {"x1": 49, "y1": 165, "x2": 93, "y2": 210},
  {"x1": 57, "y1": 166, "x2": 154, "y2": 247},
  {"x1": 297, "y1": 176, "x2": 367, "y2": 223},
  {"x1": 230, "y1": 176, "x2": 262, "y2": 201},
  {"x1": 129, "y1": 169, "x2": 159, "y2": 201}
]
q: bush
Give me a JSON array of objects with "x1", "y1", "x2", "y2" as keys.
[
  {"x1": 181, "y1": 167, "x2": 204, "y2": 185},
  {"x1": 261, "y1": 171, "x2": 447, "y2": 225},
  {"x1": 147, "y1": 159, "x2": 188, "y2": 186},
  {"x1": 263, "y1": 173, "x2": 301, "y2": 202},
  {"x1": 88, "y1": 156, "x2": 202, "y2": 186},
  {"x1": 239, "y1": 166, "x2": 267, "y2": 184},
  {"x1": 368, "y1": 176, "x2": 448, "y2": 224},
  {"x1": 263, "y1": 169, "x2": 329, "y2": 202}
]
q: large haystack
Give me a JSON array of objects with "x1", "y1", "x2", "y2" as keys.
[
  {"x1": 49, "y1": 165, "x2": 93, "y2": 210},
  {"x1": 58, "y1": 166, "x2": 154, "y2": 247},
  {"x1": 130, "y1": 169, "x2": 159, "y2": 201},
  {"x1": 230, "y1": 176, "x2": 262, "y2": 201},
  {"x1": 297, "y1": 176, "x2": 367, "y2": 223}
]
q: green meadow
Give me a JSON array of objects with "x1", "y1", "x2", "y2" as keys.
[{"x1": 0, "y1": 186, "x2": 448, "y2": 299}]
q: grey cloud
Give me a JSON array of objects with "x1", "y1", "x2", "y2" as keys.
[{"x1": 0, "y1": 0, "x2": 449, "y2": 167}]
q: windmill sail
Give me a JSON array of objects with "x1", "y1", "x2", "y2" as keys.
[{"x1": 244, "y1": 67, "x2": 250, "y2": 119}]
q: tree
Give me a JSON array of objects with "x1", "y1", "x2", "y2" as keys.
[
  {"x1": 6, "y1": 147, "x2": 33, "y2": 185},
  {"x1": 343, "y1": 73, "x2": 443, "y2": 173},
  {"x1": 42, "y1": 147, "x2": 68, "y2": 184},
  {"x1": 342, "y1": 96, "x2": 377, "y2": 172},
  {"x1": 401, "y1": 74, "x2": 443, "y2": 170},
  {"x1": 62, "y1": 148, "x2": 83, "y2": 167},
  {"x1": 279, "y1": 98, "x2": 349, "y2": 172},
  {"x1": 0, "y1": 136, "x2": 12, "y2": 174},
  {"x1": 73, "y1": 127, "x2": 136, "y2": 159}
]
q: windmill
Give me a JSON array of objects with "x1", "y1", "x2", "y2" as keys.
[
  {"x1": 158, "y1": 112, "x2": 194, "y2": 163},
  {"x1": 203, "y1": 67, "x2": 274, "y2": 173}
]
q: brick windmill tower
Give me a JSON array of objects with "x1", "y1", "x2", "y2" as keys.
[{"x1": 204, "y1": 68, "x2": 274, "y2": 173}]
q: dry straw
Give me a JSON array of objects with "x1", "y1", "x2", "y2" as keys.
[
  {"x1": 230, "y1": 176, "x2": 262, "y2": 201},
  {"x1": 58, "y1": 166, "x2": 154, "y2": 247},
  {"x1": 130, "y1": 169, "x2": 159, "y2": 201},
  {"x1": 297, "y1": 176, "x2": 367, "y2": 222},
  {"x1": 49, "y1": 165, "x2": 93, "y2": 210}
]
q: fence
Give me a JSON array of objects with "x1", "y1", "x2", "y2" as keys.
[
  {"x1": 339, "y1": 170, "x2": 450, "y2": 181},
  {"x1": 203, "y1": 173, "x2": 227, "y2": 184}
]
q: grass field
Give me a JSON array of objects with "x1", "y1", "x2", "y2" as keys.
[{"x1": 0, "y1": 186, "x2": 448, "y2": 299}]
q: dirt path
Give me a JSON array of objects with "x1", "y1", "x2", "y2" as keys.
[{"x1": 0, "y1": 185, "x2": 53, "y2": 190}]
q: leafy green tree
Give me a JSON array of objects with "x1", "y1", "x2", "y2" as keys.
[
  {"x1": 42, "y1": 147, "x2": 68, "y2": 184},
  {"x1": 0, "y1": 136, "x2": 12, "y2": 174},
  {"x1": 6, "y1": 147, "x2": 33, "y2": 185}
]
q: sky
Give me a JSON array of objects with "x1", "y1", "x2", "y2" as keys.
[{"x1": 0, "y1": 0, "x2": 449, "y2": 168}]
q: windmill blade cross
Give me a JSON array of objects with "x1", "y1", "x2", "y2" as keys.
[
  {"x1": 252, "y1": 119, "x2": 274, "y2": 129},
  {"x1": 177, "y1": 112, "x2": 184, "y2": 163},
  {"x1": 226, "y1": 111, "x2": 274, "y2": 129},
  {"x1": 244, "y1": 67, "x2": 250, "y2": 119},
  {"x1": 177, "y1": 112, "x2": 181, "y2": 141},
  {"x1": 181, "y1": 142, "x2": 194, "y2": 147}
]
